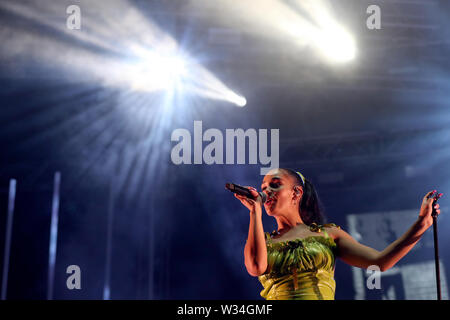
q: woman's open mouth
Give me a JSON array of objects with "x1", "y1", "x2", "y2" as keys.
[{"x1": 265, "y1": 197, "x2": 276, "y2": 208}]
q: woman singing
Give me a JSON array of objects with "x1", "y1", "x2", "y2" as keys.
[{"x1": 234, "y1": 168, "x2": 442, "y2": 300}]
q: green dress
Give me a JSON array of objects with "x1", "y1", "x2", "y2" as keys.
[{"x1": 258, "y1": 223, "x2": 340, "y2": 300}]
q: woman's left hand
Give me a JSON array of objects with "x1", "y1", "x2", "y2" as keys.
[{"x1": 418, "y1": 190, "x2": 442, "y2": 227}]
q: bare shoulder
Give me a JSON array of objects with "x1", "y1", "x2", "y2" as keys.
[{"x1": 323, "y1": 224, "x2": 346, "y2": 241}]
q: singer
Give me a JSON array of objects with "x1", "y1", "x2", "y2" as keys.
[{"x1": 234, "y1": 168, "x2": 442, "y2": 300}]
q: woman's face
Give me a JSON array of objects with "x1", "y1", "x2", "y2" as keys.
[{"x1": 261, "y1": 169, "x2": 300, "y2": 216}]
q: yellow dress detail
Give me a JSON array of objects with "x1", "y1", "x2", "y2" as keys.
[{"x1": 258, "y1": 223, "x2": 340, "y2": 300}]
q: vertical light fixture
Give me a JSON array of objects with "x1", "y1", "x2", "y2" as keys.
[
  {"x1": 103, "y1": 173, "x2": 117, "y2": 300},
  {"x1": 1, "y1": 179, "x2": 17, "y2": 300},
  {"x1": 47, "y1": 172, "x2": 61, "y2": 300}
]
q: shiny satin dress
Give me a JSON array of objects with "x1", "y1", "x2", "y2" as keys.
[{"x1": 258, "y1": 223, "x2": 339, "y2": 300}]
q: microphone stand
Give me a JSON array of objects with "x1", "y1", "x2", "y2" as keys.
[
  {"x1": 432, "y1": 201, "x2": 441, "y2": 300},
  {"x1": 431, "y1": 194, "x2": 442, "y2": 300}
]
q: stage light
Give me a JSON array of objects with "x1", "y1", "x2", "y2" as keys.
[
  {"x1": 314, "y1": 25, "x2": 356, "y2": 63},
  {"x1": 193, "y1": 0, "x2": 357, "y2": 64},
  {"x1": 124, "y1": 48, "x2": 247, "y2": 107},
  {"x1": 235, "y1": 96, "x2": 247, "y2": 107},
  {"x1": 289, "y1": 0, "x2": 357, "y2": 63},
  {"x1": 0, "y1": 0, "x2": 247, "y2": 107},
  {"x1": 122, "y1": 47, "x2": 188, "y2": 92},
  {"x1": 228, "y1": 92, "x2": 247, "y2": 107}
]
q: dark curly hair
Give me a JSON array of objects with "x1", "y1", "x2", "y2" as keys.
[{"x1": 281, "y1": 168, "x2": 326, "y2": 226}]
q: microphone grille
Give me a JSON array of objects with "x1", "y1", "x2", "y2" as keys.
[{"x1": 260, "y1": 192, "x2": 267, "y2": 203}]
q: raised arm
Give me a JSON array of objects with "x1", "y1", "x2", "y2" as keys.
[
  {"x1": 331, "y1": 190, "x2": 441, "y2": 271},
  {"x1": 234, "y1": 187, "x2": 268, "y2": 277}
]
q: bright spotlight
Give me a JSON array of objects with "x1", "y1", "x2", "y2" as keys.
[
  {"x1": 314, "y1": 26, "x2": 356, "y2": 63},
  {"x1": 128, "y1": 50, "x2": 187, "y2": 92},
  {"x1": 195, "y1": 0, "x2": 357, "y2": 64},
  {"x1": 235, "y1": 96, "x2": 247, "y2": 107},
  {"x1": 122, "y1": 46, "x2": 245, "y2": 107},
  {"x1": 226, "y1": 91, "x2": 247, "y2": 107}
]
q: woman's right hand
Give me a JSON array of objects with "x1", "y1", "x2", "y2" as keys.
[{"x1": 234, "y1": 186, "x2": 263, "y2": 215}]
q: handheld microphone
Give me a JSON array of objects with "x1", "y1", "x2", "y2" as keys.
[{"x1": 225, "y1": 183, "x2": 267, "y2": 203}]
